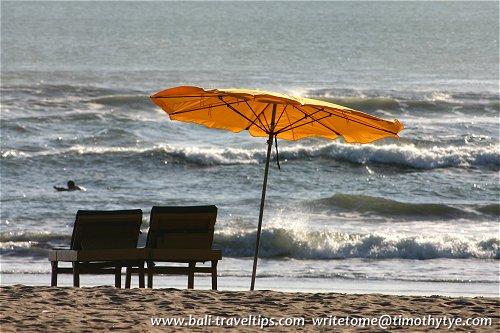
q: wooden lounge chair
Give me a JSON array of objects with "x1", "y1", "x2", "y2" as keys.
[
  {"x1": 145, "y1": 205, "x2": 222, "y2": 290},
  {"x1": 48, "y1": 209, "x2": 146, "y2": 288}
]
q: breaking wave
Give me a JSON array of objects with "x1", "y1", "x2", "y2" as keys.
[
  {"x1": 278, "y1": 142, "x2": 500, "y2": 170},
  {"x1": 2, "y1": 141, "x2": 498, "y2": 170},
  {"x1": 214, "y1": 228, "x2": 499, "y2": 260},
  {"x1": 0, "y1": 145, "x2": 262, "y2": 166},
  {"x1": 0, "y1": 231, "x2": 70, "y2": 258}
]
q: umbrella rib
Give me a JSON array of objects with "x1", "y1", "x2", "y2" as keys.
[
  {"x1": 287, "y1": 105, "x2": 342, "y2": 136},
  {"x1": 274, "y1": 104, "x2": 288, "y2": 127},
  {"x1": 282, "y1": 107, "x2": 297, "y2": 140},
  {"x1": 280, "y1": 104, "x2": 398, "y2": 136},
  {"x1": 276, "y1": 114, "x2": 341, "y2": 136},
  {"x1": 218, "y1": 96, "x2": 268, "y2": 133},
  {"x1": 303, "y1": 105, "x2": 373, "y2": 138},
  {"x1": 294, "y1": 105, "x2": 345, "y2": 136},
  {"x1": 167, "y1": 100, "x2": 246, "y2": 116},
  {"x1": 258, "y1": 104, "x2": 273, "y2": 133},
  {"x1": 244, "y1": 100, "x2": 268, "y2": 132},
  {"x1": 309, "y1": 105, "x2": 400, "y2": 135},
  {"x1": 275, "y1": 108, "x2": 333, "y2": 135},
  {"x1": 312, "y1": 117, "x2": 343, "y2": 137}
]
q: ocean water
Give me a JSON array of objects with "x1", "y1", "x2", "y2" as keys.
[{"x1": 1, "y1": 2, "x2": 499, "y2": 296}]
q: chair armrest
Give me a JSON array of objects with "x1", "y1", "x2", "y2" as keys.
[{"x1": 48, "y1": 249, "x2": 149, "y2": 262}]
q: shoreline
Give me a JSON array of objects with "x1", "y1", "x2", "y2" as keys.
[
  {"x1": 1, "y1": 285, "x2": 498, "y2": 332},
  {"x1": 1, "y1": 273, "x2": 499, "y2": 298}
]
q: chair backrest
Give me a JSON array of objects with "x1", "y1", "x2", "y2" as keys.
[
  {"x1": 146, "y1": 205, "x2": 217, "y2": 249},
  {"x1": 70, "y1": 209, "x2": 143, "y2": 250}
]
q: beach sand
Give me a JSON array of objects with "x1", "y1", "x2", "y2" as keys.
[{"x1": 0, "y1": 285, "x2": 498, "y2": 332}]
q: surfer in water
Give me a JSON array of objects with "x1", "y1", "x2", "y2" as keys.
[{"x1": 53, "y1": 180, "x2": 86, "y2": 192}]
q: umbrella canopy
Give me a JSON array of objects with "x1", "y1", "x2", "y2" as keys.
[
  {"x1": 151, "y1": 85, "x2": 404, "y2": 290},
  {"x1": 151, "y1": 86, "x2": 403, "y2": 143}
]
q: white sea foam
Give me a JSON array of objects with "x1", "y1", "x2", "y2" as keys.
[
  {"x1": 2, "y1": 141, "x2": 498, "y2": 169},
  {"x1": 1, "y1": 150, "x2": 27, "y2": 158},
  {"x1": 275, "y1": 141, "x2": 500, "y2": 169},
  {"x1": 316, "y1": 142, "x2": 500, "y2": 169},
  {"x1": 214, "y1": 227, "x2": 499, "y2": 260}
]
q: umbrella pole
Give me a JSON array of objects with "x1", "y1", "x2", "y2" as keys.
[{"x1": 250, "y1": 104, "x2": 277, "y2": 291}]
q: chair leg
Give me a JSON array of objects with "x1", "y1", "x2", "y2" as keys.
[
  {"x1": 147, "y1": 261, "x2": 154, "y2": 288},
  {"x1": 51, "y1": 261, "x2": 58, "y2": 287},
  {"x1": 72, "y1": 262, "x2": 80, "y2": 287},
  {"x1": 187, "y1": 262, "x2": 195, "y2": 289},
  {"x1": 138, "y1": 262, "x2": 145, "y2": 288},
  {"x1": 211, "y1": 260, "x2": 218, "y2": 290},
  {"x1": 115, "y1": 266, "x2": 122, "y2": 288},
  {"x1": 125, "y1": 267, "x2": 132, "y2": 288}
]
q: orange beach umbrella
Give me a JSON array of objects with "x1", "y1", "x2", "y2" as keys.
[{"x1": 150, "y1": 86, "x2": 404, "y2": 290}]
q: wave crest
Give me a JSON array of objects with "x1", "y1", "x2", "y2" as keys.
[
  {"x1": 306, "y1": 142, "x2": 500, "y2": 169},
  {"x1": 2, "y1": 141, "x2": 498, "y2": 170},
  {"x1": 215, "y1": 228, "x2": 499, "y2": 260}
]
